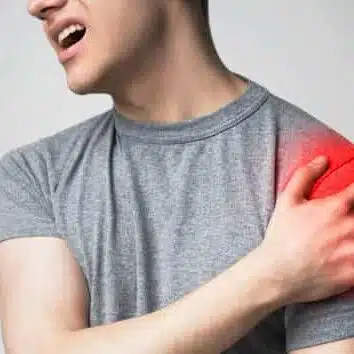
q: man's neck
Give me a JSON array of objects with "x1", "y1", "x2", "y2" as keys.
[{"x1": 109, "y1": 6, "x2": 248, "y2": 124}]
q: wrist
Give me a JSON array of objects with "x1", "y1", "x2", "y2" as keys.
[
  {"x1": 158, "y1": 246, "x2": 287, "y2": 353},
  {"x1": 243, "y1": 246, "x2": 288, "y2": 310}
]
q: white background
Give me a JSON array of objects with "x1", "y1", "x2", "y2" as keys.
[{"x1": 0, "y1": 1, "x2": 353, "y2": 352}]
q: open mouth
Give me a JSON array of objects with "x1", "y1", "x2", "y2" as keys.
[{"x1": 58, "y1": 25, "x2": 86, "y2": 49}]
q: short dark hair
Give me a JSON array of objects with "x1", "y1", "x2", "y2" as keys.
[{"x1": 201, "y1": 0, "x2": 209, "y2": 19}]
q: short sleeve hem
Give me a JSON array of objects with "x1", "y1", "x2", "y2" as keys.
[
  {"x1": 0, "y1": 149, "x2": 62, "y2": 244},
  {"x1": 286, "y1": 311, "x2": 354, "y2": 351}
]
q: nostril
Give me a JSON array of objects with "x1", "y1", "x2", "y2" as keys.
[
  {"x1": 38, "y1": 6, "x2": 55, "y2": 20},
  {"x1": 28, "y1": 0, "x2": 66, "y2": 19},
  {"x1": 30, "y1": 5, "x2": 56, "y2": 20},
  {"x1": 38, "y1": 11, "x2": 46, "y2": 20}
]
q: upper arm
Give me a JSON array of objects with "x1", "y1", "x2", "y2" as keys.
[
  {"x1": 0, "y1": 237, "x2": 89, "y2": 354},
  {"x1": 0, "y1": 147, "x2": 89, "y2": 353},
  {"x1": 285, "y1": 152, "x2": 354, "y2": 352},
  {"x1": 290, "y1": 338, "x2": 354, "y2": 353}
]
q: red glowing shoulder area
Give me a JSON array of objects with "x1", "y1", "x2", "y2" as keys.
[{"x1": 280, "y1": 131, "x2": 353, "y2": 199}]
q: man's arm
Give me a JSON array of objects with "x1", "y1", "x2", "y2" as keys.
[
  {"x1": 285, "y1": 151, "x2": 354, "y2": 352},
  {"x1": 290, "y1": 338, "x2": 354, "y2": 354},
  {"x1": 2, "y1": 156, "x2": 354, "y2": 354},
  {"x1": 0, "y1": 237, "x2": 281, "y2": 354}
]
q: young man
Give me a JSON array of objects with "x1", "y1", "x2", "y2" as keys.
[{"x1": 0, "y1": 1, "x2": 353, "y2": 353}]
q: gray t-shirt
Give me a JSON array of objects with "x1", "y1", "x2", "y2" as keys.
[{"x1": 0, "y1": 79, "x2": 353, "y2": 353}]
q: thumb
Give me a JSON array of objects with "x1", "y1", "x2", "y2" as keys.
[{"x1": 283, "y1": 156, "x2": 329, "y2": 204}]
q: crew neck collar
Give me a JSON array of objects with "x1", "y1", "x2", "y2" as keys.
[{"x1": 112, "y1": 78, "x2": 269, "y2": 144}]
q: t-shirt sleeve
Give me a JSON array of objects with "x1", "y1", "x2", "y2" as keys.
[
  {"x1": 285, "y1": 157, "x2": 354, "y2": 352},
  {"x1": 0, "y1": 149, "x2": 63, "y2": 243}
]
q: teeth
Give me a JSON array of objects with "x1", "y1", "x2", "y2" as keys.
[{"x1": 58, "y1": 24, "x2": 85, "y2": 47}]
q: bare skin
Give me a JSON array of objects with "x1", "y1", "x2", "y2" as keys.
[
  {"x1": 1, "y1": 157, "x2": 354, "y2": 354},
  {"x1": 1, "y1": 1, "x2": 352, "y2": 353},
  {"x1": 27, "y1": 0, "x2": 248, "y2": 124}
]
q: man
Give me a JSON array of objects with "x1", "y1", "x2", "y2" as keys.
[{"x1": 0, "y1": 0, "x2": 353, "y2": 353}]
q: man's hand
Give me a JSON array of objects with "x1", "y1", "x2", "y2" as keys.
[
  {"x1": 260, "y1": 155, "x2": 354, "y2": 305},
  {"x1": 1, "y1": 155, "x2": 354, "y2": 354}
]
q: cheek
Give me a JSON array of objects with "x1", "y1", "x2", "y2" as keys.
[
  {"x1": 93, "y1": 3, "x2": 159, "y2": 53},
  {"x1": 90, "y1": 19, "x2": 132, "y2": 57}
]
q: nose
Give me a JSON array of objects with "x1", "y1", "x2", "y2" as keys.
[{"x1": 27, "y1": 0, "x2": 67, "y2": 19}]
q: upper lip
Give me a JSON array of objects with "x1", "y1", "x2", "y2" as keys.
[{"x1": 47, "y1": 16, "x2": 86, "y2": 46}]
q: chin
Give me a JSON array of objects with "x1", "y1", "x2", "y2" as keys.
[
  {"x1": 67, "y1": 80, "x2": 95, "y2": 95},
  {"x1": 65, "y1": 66, "x2": 111, "y2": 95},
  {"x1": 64, "y1": 54, "x2": 125, "y2": 96}
]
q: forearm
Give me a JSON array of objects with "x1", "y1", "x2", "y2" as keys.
[{"x1": 55, "y1": 248, "x2": 283, "y2": 354}]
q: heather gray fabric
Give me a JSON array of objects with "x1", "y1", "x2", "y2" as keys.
[{"x1": 0, "y1": 79, "x2": 353, "y2": 353}]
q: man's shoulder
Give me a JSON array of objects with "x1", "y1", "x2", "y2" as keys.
[
  {"x1": 266, "y1": 92, "x2": 336, "y2": 137},
  {"x1": 265, "y1": 93, "x2": 353, "y2": 196},
  {"x1": 3, "y1": 108, "x2": 112, "y2": 156},
  {"x1": 0, "y1": 108, "x2": 114, "y2": 182}
]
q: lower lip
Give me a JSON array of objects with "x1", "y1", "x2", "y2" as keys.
[{"x1": 58, "y1": 35, "x2": 85, "y2": 64}]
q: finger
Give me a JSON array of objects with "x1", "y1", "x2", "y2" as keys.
[
  {"x1": 336, "y1": 216, "x2": 354, "y2": 242},
  {"x1": 335, "y1": 259, "x2": 354, "y2": 298},
  {"x1": 329, "y1": 217, "x2": 354, "y2": 263},
  {"x1": 331, "y1": 182, "x2": 354, "y2": 212},
  {"x1": 283, "y1": 156, "x2": 329, "y2": 205},
  {"x1": 333, "y1": 241, "x2": 354, "y2": 263}
]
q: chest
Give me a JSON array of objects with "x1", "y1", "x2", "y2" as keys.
[{"x1": 53, "y1": 138, "x2": 276, "y2": 321}]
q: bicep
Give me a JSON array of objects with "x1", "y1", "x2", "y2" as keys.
[
  {"x1": 0, "y1": 237, "x2": 89, "y2": 354},
  {"x1": 290, "y1": 338, "x2": 354, "y2": 353}
]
